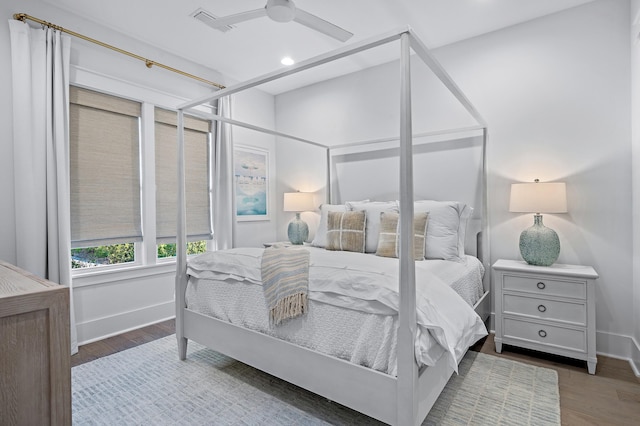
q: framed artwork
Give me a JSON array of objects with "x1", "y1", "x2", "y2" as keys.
[{"x1": 234, "y1": 145, "x2": 270, "y2": 221}]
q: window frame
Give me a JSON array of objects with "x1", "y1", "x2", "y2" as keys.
[{"x1": 70, "y1": 66, "x2": 215, "y2": 280}]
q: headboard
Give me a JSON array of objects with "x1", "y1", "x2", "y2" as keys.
[{"x1": 329, "y1": 133, "x2": 485, "y2": 243}]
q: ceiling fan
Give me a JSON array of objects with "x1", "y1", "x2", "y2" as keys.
[{"x1": 200, "y1": 0, "x2": 353, "y2": 42}]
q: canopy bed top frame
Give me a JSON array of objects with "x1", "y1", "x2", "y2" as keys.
[{"x1": 175, "y1": 26, "x2": 488, "y2": 425}]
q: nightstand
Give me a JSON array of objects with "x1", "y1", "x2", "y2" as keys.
[{"x1": 492, "y1": 259, "x2": 599, "y2": 374}]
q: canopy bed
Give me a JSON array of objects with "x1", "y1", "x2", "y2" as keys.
[{"x1": 175, "y1": 27, "x2": 489, "y2": 425}]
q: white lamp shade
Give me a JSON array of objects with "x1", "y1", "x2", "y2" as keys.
[
  {"x1": 509, "y1": 182, "x2": 567, "y2": 213},
  {"x1": 283, "y1": 192, "x2": 315, "y2": 212}
]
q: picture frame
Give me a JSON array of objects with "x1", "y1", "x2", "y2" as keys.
[{"x1": 234, "y1": 145, "x2": 270, "y2": 221}]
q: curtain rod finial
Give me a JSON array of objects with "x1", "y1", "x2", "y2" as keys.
[{"x1": 14, "y1": 13, "x2": 28, "y2": 22}]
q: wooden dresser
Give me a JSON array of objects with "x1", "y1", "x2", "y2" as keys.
[{"x1": 0, "y1": 261, "x2": 71, "y2": 425}]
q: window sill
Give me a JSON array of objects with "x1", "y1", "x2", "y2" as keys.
[{"x1": 72, "y1": 261, "x2": 177, "y2": 288}]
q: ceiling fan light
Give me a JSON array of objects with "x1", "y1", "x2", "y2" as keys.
[{"x1": 266, "y1": 0, "x2": 296, "y2": 22}]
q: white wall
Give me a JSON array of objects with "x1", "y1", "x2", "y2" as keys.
[
  {"x1": 0, "y1": 0, "x2": 276, "y2": 344},
  {"x1": 275, "y1": 0, "x2": 635, "y2": 361},
  {"x1": 630, "y1": 0, "x2": 640, "y2": 375},
  {"x1": 274, "y1": 139, "x2": 327, "y2": 243},
  {"x1": 232, "y1": 90, "x2": 279, "y2": 248}
]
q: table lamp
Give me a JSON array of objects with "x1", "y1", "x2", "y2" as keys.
[
  {"x1": 283, "y1": 192, "x2": 315, "y2": 245},
  {"x1": 509, "y1": 179, "x2": 567, "y2": 266}
]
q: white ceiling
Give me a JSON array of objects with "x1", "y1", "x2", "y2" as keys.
[{"x1": 43, "y1": 0, "x2": 595, "y2": 94}]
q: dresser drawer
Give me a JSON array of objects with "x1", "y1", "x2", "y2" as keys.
[
  {"x1": 503, "y1": 294, "x2": 586, "y2": 326},
  {"x1": 503, "y1": 274, "x2": 585, "y2": 299},
  {"x1": 503, "y1": 318, "x2": 586, "y2": 353}
]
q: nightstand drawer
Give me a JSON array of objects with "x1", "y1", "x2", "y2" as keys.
[
  {"x1": 503, "y1": 274, "x2": 585, "y2": 299},
  {"x1": 503, "y1": 318, "x2": 586, "y2": 353},
  {"x1": 503, "y1": 294, "x2": 586, "y2": 326}
]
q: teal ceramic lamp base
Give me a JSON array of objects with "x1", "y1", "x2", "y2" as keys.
[
  {"x1": 519, "y1": 214, "x2": 560, "y2": 267},
  {"x1": 287, "y1": 213, "x2": 309, "y2": 245}
]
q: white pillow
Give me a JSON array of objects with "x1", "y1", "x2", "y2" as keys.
[
  {"x1": 311, "y1": 204, "x2": 347, "y2": 248},
  {"x1": 413, "y1": 200, "x2": 468, "y2": 262},
  {"x1": 346, "y1": 200, "x2": 399, "y2": 253}
]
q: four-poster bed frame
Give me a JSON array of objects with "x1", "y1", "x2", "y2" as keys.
[{"x1": 175, "y1": 26, "x2": 489, "y2": 425}]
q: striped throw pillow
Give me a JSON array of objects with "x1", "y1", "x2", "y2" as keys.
[
  {"x1": 375, "y1": 211, "x2": 429, "y2": 260},
  {"x1": 326, "y1": 210, "x2": 366, "y2": 253}
]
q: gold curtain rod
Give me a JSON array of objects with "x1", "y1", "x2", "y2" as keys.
[{"x1": 13, "y1": 13, "x2": 225, "y2": 90}]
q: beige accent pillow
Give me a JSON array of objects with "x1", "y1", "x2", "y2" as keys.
[
  {"x1": 375, "y1": 211, "x2": 429, "y2": 260},
  {"x1": 326, "y1": 210, "x2": 366, "y2": 253}
]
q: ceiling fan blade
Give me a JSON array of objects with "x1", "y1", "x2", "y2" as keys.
[
  {"x1": 204, "y1": 8, "x2": 267, "y2": 29},
  {"x1": 293, "y1": 9, "x2": 353, "y2": 42}
]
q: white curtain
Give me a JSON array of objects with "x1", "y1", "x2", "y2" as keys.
[
  {"x1": 212, "y1": 96, "x2": 236, "y2": 250},
  {"x1": 9, "y1": 20, "x2": 78, "y2": 355}
]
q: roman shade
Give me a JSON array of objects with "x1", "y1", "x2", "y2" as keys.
[
  {"x1": 155, "y1": 108, "x2": 212, "y2": 243},
  {"x1": 70, "y1": 86, "x2": 142, "y2": 248}
]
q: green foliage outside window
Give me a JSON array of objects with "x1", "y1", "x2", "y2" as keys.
[
  {"x1": 157, "y1": 241, "x2": 207, "y2": 258},
  {"x1": 71, "y1": 243, "x2": 134, "y2": 269},
  {"x1": 71, "y1": 241, "x2": 207, "y2": 269}
]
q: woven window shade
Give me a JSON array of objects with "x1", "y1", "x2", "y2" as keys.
[
  {"x1": 155, "y1": 108, "x2": 212, "y2": 243},
  {"x1": 70, "y1": 86, "x2": 142, "y2": 248}
]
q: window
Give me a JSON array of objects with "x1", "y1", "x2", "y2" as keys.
[
  {"x1": 70, "y1": 87, "x2": 142, "y2": 268},
  {"x1": 69, "y1": 88, "x2": 213, "y2": 270},
  {"x1": 154, "y1": 108, "x2": 212, "y2": 248}
]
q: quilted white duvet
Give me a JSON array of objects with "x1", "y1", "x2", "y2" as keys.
[{"x1": 186, "y1": 247, "x2": 488, "y2": 375}]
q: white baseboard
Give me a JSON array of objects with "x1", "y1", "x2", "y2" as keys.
[
  {"x1": 631, "y1": 336, "x2": 640, "y2": 377},
  {"x1": 76, "y1": 300, "x2": 175, "y2": 346},
  {"x1": 596, "y1": 330, "x2": 633, "y2": 358},
  {"x1": 596, "y1": 330, "x2": 639, "y2": 377}
]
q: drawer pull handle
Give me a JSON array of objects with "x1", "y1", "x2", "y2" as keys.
[
  {"x1": 537, "y1": 282, "x2": 546, "y2": 290},
  {"x1": 538, "y1": 304, "x2": 547, "y2": 313},
  {"x1": 538, "y1": 330, "x2": 547, "y2": 338}
]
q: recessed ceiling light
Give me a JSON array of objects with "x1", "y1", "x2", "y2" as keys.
[{"x1": 281, "y1": 57, "x2": 295, "y2": 66}]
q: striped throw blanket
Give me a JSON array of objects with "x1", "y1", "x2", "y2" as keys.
[{"x1": 261, "y1": 245, "x2": 310, "y2": 326}]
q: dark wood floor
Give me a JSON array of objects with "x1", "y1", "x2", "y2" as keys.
[
  {"x1": 73, "y1": 320, "x2": 640, "y2": 425},
  {"x1": 71, "y1": 319, "x2": 176, "y2": 367}
]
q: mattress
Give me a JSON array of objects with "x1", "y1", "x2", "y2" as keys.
[{"x1": 185, "y1": 247, "x2": 487, "y2": 376}]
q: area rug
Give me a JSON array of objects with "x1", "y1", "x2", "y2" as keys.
[{"x1": 72, "y1": 335, "x2": 560, "y2": 425}]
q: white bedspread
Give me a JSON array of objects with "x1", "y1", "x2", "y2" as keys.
[
  {"x1": 186, "y1": 280, "x2": 424, "y2": 375},
  {"x1": 187, "y1": 247, "x2": 487, "y2": 373}
]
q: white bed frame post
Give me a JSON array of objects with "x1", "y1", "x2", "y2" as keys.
[
  {"x1": 396, "y1": 32, "x2": 419, "y2": 426},
  {"x1": 481, "y1": 127, "x2": 491, "y2": 309},
  {"x1": 326, "y1": 148, "x2": 332, "y2": 204},
  {"x1": 175, "y1": 110, "x2": 188, "y2": 360}
]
